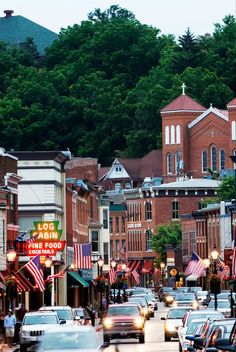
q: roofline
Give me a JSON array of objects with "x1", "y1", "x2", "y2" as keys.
[
  {"x1": 188, "y1": 107, "x2": 228, "y2": 128},
  {"x1": 227, "y1": 104, "x2": 236, "y2": 108},
  {"x1": 161, "y1": 110, "x2": 205, "y2": 115}
]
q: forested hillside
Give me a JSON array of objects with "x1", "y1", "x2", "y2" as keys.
[{"x1": 0, "y1": 5, "x2": 235, "y2": 164}]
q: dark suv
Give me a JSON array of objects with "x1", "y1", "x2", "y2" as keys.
[
  {"x1": 103, "y1": 303, "x2": 145, "y2": 344},
  {"x1": 215, "y1": 320, "x2": 236, "y2": 351}
]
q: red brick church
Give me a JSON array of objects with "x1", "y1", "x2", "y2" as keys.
[{"x1": 161, "y1": 84, "x2": 236, "y2": 183}]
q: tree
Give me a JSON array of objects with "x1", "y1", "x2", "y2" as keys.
[
  {"x1": 150, "y1": 223, "x2": 182, "y2": 265},
  {"x1": 217, "y1": 175, "x2": 235, "y2": 201}
]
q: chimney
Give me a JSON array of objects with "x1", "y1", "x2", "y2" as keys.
[{"x1": 4, "y1": 10, "x2": 14, "y2": 18}]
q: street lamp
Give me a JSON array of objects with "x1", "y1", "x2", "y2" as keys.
[
  {"x1": 121, "y1": 263, "x2": 127, "y2": 301},
  {"x1": 160, "y1": 263, "x2": 165, "y2": 287},
  {"x1": 6, "y1": 249, "x2": 17, "y2": 270},
  {"x1": 97, "y1": 256, "x2": 104, "y2": 321},
  {"x1": 6, "y1": 249, "x2": 17, "y2": 311},
  {"x1": 44, "y1": 256, "x2": 52, "y2": 268},
  {"x1": 110, "y1": 258, "x2": 116, "y2": 303},
  {"x1": 210, "y1": 247, "x2": 220, "y2": 311}
]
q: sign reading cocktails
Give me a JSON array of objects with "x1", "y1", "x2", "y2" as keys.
[{"x1": 26, "y1": 221, "x2": 65, "y2": 256}]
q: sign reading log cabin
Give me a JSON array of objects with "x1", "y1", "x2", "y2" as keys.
[{"x1": 26, "y1": 221, "x2": 65, "y2": 256}]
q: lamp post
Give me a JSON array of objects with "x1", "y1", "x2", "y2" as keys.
[
  {"x1": 211, "y1": 247, "x2": 220, "y2": 311},
  {"x1": 229, "y1": 154, "x2": 236, "y2": 317},
  {"x1": 6, "y1": 248, "x2": 17, "y2": 311},
  {"x1": 110, "y1": 258, "x2": 116, "y2": 303},
  {"x1": 97, "y1": 256, "x2": 104, "y2": 321},
  {"x1": 121, "y1": 263, "x2": 127, "y2": 301},
  {"x1": 160, "y1": 262, "x2": 165, "y2": 287},
  {"x1": 44, "y1": 256, "x2": 53, "y2": 306},
  {"x1": 203, "y1": 258, "x2": 210, "y2": 291}
]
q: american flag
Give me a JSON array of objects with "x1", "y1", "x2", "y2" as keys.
[
  {"x1": 120, "y1": 245, "x2": 128, "y2": 262},
  {"x1": 74, "y1": 243, "x2": 92, "y2": 269},
  {"x1": 109, "y1": 269, "x2": 117, "y2": 284},
  {"x1": 116, "y1": 264, "x2": 123, "y2": 272},
  {"x1": 47, "y1": 265, "x2": 70, "y2": 281},
  {"x1": 232, "y1": 246, "x2": 236, "y2": 277},
  {"x1": 27, "y1": 233, "x2": 40, "y2": 244},
  {"x1": 132, "y1": 269, "x2": 140, "y2": 284},
  {"x1": 184, "y1": 252, "x2": 205, "y2": 276},
  {"x1": 218, "y1": 259, "x2": 230, "y2": 280},
  {"x1": 25, "y1": 255, "x2": 44, "y2": 292}
]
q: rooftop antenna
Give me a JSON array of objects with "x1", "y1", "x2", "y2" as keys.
[{"x1": 181, "y1": 82, "x2": 186, "y2": 95}]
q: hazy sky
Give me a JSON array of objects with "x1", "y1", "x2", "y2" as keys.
[{"x1": 1, "y1": 0, "x2": 236, "y2": 37}]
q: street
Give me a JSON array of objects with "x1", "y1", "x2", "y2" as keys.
[{"x1": 104, "y1": 302, "x2": 179, "y2": 352}]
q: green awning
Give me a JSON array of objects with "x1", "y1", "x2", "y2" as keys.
[{"x1": 68, "y1": 271, "x2": 89, "y2": 288}]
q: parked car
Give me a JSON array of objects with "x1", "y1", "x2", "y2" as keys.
[
  {"x1": 19, "y1": 311, "x2": 65, "y2": 352},
  {"x1": 181, "y1": 318, "x2": 207, "y2": 352},
  {"x1": 73, "y1": 307, "x2": 91, "y2": 325},
  {"x1": 103, "y1": 303, "x2": 145, "y2": 344},
  {"x1": 37, "y1": 325, "x2": 104, "y2": 351},
  {"x1": 202, "y1": 318, "x2": 235, "y2": 352},
  {"x1": 214, "y1": 320, "x2": 236, "y2": 352},
  {"x1": 39, "y1": 306, "x2": 76, "y2": 325},
  {"x1": 161, "y1": 306, "x2": 193, "y2": 341}
]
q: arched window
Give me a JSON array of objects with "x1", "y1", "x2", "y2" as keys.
[
  {"x1": 219, "y1": 149, "x2": 225, "y2": 170},
  {"x1": 176, "y1": 125, "x2": 181, "y2": 144},
  {"x1": 171, "y1": 125, "x2": 175, "y2": 144},
  {"x1": 211, "y1": 146, "x2": 217, "y2": 172},
  {"x1": 165, "y1": 126, "x2": 170, "y2": 145},
  {"x1": 202, "y1": 150, "x2": 207, "y2": 173},
  {"x1": 232, "y1": 121, "x2": 236, "y2": 140},
  {"x1": 167, "y1": 154, "x2": 172, "y2": 174}
]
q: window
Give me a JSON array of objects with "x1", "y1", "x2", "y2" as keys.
[
  {"x1": 232, "y1": 121, "x2": 236, "y2": 140},
  {"x1": 211, "y1": 146, "x2": 217, "y2": 171},
  {"x1": 103, "y1": 242, "x2": 109, "y2": 265},
  {"x1": 115, "y1": 217, "x2": 119, "y2": 233},
  {"x1": 202, "y1": 150, "x2": 207, "y2": 173},
  {"x1": 109, "y1": 217, "x2": 113, "y2": 233},
  {"x1": 167, "y1": 154, "x2": 172, "y2": 174},
  {"x1": 146, "y1": 230, "x2": 152, "y2": 251},
  {"x1": 220, "y1": 149, "x2": 225, "y2": 170},
  {"x1": 165, "y1": 126, "x2": 170, "y2": 145},
  {"x1": 103, "y1": 209, "x2": 108, "y2": 229},
  {"x1": 110, "y1": 240, "x2": 113, "y2": 258},
  {"x1": 121, "y1": 217, "x2": 125, "y2": 234},
  {"x1": 125, "y1": 182, "x2": 131, "y2": 189},
  {"x1": 115, "y1": 165, "x2": 122, "y2": 172},
  {"x1": 115, "y1": 240, "x2": 120, "y2": 258},
  {"x1": 182, "y1": 231, "x2": 188, "y2": 256},
  {"x1": 115, "y1": 183, "x2": 121, "y2": 192},
  {"x1": 9, "y1": 194, "x2": 15, "y2": 224},
  {"x1": 171, "y1": 125, "x2": 175, "y2": 144},
  {"x1": 233, "y1": 149, "x2": 236, "y2": 169},
  {"x1": 176, "y1": 125, "x2": 181, "y2": 144},
  {"x1": 145, "y1": 202, "x2": 152, "y2": 221},
  {"x1": 91, "y1": 231, "x2": 99, "y2": 252},
  {"x1": 172, "y1": 201, "x2": 179, "y2": 219}
]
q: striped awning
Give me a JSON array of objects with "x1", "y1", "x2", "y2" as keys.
[
  {"x1": 127, "y1": 260, "x2": 141, "y2": 272},
  {"x1": 141, "y1": 260, "x2": 153, "y2": 274}
]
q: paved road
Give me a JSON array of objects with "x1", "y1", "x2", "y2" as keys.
[{"x1": 104, "y1": 302, "x2": 179, "y2": 352}]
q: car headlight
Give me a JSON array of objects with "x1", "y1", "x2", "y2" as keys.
[
  {"x1": 142, "y1": 308, "x2": 148, "y2": 315},
  {"x1": 192, "y1": 301, "x2": 199, "y2": 309},
  {"x1": 172, "y1": 302, "x2": 178, "y2": 307},
  {"x1": 165, "y1": 296, "x2": 174, "y2": 303},
  {"x1": 165, "y1": 322, "x2": 176, "y2": 332},
  {"x1": 134, "y1": 317, "x2": 144, "y2": 328},
  {"x1": 103, "y1": 317, "x2": 113, "y2": 329},
  {"x1": 20, "y1": 330, "x2": 30, "y2": 336}
]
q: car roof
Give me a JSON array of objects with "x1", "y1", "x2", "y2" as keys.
[
  {"x1": 169, "y1": 306, "x2": 193, "y2": 310},
  {"x1": 25, "y1": 311, "x2": 58, "y2": 315},
  {"x1": 45, "y1": 325, "x2": 96, "y2": 333},
  {"x1": 109, "y1": 303, "x2": 139, "y2": 307},
  {"x1": 39, "y1": 306, "x2": 72, "y2": 309}
]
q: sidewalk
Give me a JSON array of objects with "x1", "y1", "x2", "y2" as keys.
[{"x1": 1, "y1": 344, "x2": 19, "y2": 352}]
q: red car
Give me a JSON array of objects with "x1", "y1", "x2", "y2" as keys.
[{"x1": 103, "y1": 303, "x2": 145, "y2": 345}]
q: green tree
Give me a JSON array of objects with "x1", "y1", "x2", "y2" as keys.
[
  {"x1": 217, "y1": 175, "x2": 235, "y2": 201},
  {"x1": 150, "y1": 223, "x2": 182, "y2": 265}
]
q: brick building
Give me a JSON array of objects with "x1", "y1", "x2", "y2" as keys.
[{"x1": 161, "y1": 90, "x2": 236, "y2": 183}]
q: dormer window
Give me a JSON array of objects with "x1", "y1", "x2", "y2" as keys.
[{"x1": 115, "y1": 165, "x2": 122, "y2": 173}]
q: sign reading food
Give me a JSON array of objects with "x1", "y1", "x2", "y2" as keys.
[{"x1": 26, "y1": 221, "x2": 65, "y2": 256}]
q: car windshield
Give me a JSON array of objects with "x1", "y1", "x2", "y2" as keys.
[
  {"x1": 74, "y1": 309, "x2": 85, "y2": 317},
  {"x1": 129, "y1": 298, "x2": 147, "y2": 307},
  {"x1": 54, "y1": 310, "x2": 72, "y2": 320},
  {"x1": 175, "y1": 293, "x2": 195, "y2": 301},
  {"x1": 187, "y1": 312, "x2": 223, "y2": 325},
  {"x1": 167, "y1": 309, "x2": 190, "y2": 319},
  {"x1": 108, "y1": 306, "x2": 140, "y2": 316},
  {"x1": 208, "y1": 301, "x2": 230, "y2": 308},
  {"x1": 39, "y1": 331, "x2": 99, "y2": 350},
  {"x1": 24, "y1": 315, "x2": 58, "y2": 325},
  {"x1": 186, "y1": 321, "x2": 205, "y2": 335}
]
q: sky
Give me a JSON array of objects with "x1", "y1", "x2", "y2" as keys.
[{"x1": 1, "y1": 0, "x2": 236, "y2": 38}]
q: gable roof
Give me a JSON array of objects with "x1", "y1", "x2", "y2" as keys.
[
  {"x1": 161, "y1": 94, "x2": 206, "y2": 113},
  {"x1": 0, "y1": 10, "x2": 58, "y2": 55},
  {"x1": 188, "y1": 106, "x2": 228, "y2": 129},
  {"x1": 227, "y1": 97, "x2": 236, "y2": 108}
]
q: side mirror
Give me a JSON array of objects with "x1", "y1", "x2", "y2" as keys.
[
  {"x1": 75, "y1": 316, "x2": 81, "y2": 321},
  {"x1": 193, "y1": 337, "x2": 204, "y2": 349},
  {"x1": 187, "y1": 347, "x2": 195, "y2": 352},
  {"x1": 59, "y1": 319, "x2": 66, "y2": 325},
  {"x1": 161, "y1": 317, "x2": 166, "y2": 320},
  {"x1": 185, "y1": 335, "x2": 195, "y2": 341},
  {"x1": 215, "y1": 338, "x2": 233, "y2": 350}
]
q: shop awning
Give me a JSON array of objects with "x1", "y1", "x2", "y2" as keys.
[
  {"x1": 128, "y1": 260, "x2": 140, "y2": 272},
  {"x1": 141, "y1": 260, "x2": 153, "y2": 274},
  {"x1": 68, "y1": 271, "x2": 89, "y2": 288},
  {"x1": 186, "y1": 274, "x2": 200, "y2": 281}
]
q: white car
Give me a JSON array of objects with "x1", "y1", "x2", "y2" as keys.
[
  {"x1": 39, "y1": 305, "x2": 76, "y2": 324},
  {"x1": 207, "y1": 299, "x2": 231, "y2": 317},
  {"x1": 19, "y1": 311, "x2": 65, "y2": 351},
  {"x1": 161, "y1": 306, "x2": 193, "y2": 341}
]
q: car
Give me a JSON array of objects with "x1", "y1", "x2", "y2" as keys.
[
  {"x1": 161, "y1": 306, "x2": 193, "y2": 341},
  {"x1": 39, "y1": 305, "x2": 76, "y2": 325},
  {"x1": 73, "y1": 307, "x2": 91, "y2": 325},
  {"x1": 196, "y1": 291, "x2": 208, "y2": 305},
  {"x1": 202, "y1": 318, "x2": 235, "y2": 352},
  {"x1": 207, "y1": 299, "x2": 231, "y2": 317},
  {"x1": 37, "y1": 325, "x2": 104, "y2": 351},
  {"x1": 178, "y1": 309, "x2": 224, "y2": 351},
  {"x1": 131, "y1": 294, "x2": 155, "y2": 317},
  {"x1": 164, "y1": 291, "x2": 178, "y2": 307},
  {"x1": 173, "y1": 292, "x2": 199, "y2": 309},
  {"x1": 214, "y1": 320, "x2": 236, "y2": 352},
  {"x1": 128, "y1": 296, "x2": 151, "y2": 320},
  {"x1": 19, "y1": 310, "x2": 65, "y2": 352},
  {"x1": 102, "y1": 303, "x2": 145, "y2": 344},
  {"x1": 158, "y1": 287, "x2": 174, "y2": 302},
  {"x1": 181, "y1": 318, "x2": 207, "y2": 352}
]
